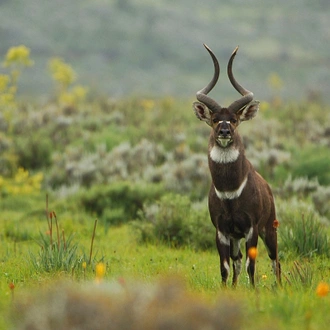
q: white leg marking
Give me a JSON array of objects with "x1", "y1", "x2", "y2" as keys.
[
  {"x1": 217, "y1": 231, "x2": 230, "y2": 246},
  {"x1": 246, "y1": 257, "x2": 250, "y2": 272},
  {"x1": 224, "y1": 260, "x2": 230, "y2": 275},
  {"x1": 245, "y1": 227, "x2": 253, "y2": 242},
  {"x1": 272, "y1": 260, "x2": 277, "y2": 274},
  {"x1": 209, "y1": 145, "x2": 240, "y2": 164}
]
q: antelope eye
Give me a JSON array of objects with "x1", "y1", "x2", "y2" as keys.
[
  {"x1": 213, "y1": 118, "x2": 218, "y2": 123},
  {"x1": 230, "y1": 118, "x2": 237, "y2": 124}
]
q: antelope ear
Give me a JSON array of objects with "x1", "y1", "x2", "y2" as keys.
[
  {"x1": 238, "y1": 100, "x2": 259, "y2": 121},
  {"x1": 193, "y1": 102, "x2": 212, "y2": 126}
]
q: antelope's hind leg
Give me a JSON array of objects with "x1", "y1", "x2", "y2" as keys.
[
  {"x1": 261, "y1": 228, "x2": 281, "y2": 285},
  {"x1": 245, "y1": 229, "x2": 259, "y2": 287}
]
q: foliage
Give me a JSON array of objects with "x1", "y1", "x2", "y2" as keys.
[
  {"x1": 30, "y1": 231, "x2": 81, "y2": 273},
  {"x1": 134, "y1": 194, "x2": 214, "y2": 250},
  {"x1": 284, "y1": 261, "x2": 313, "y2": 289},
  {"x1": 280, "y1": 212, "x2": 330, "y2": 258},
  {"x1": 0, "y1": 45, "x2": 33, "y2": 109},
  {"x1": 312, "y1": 185, "x2": 330, "y2": 218},
  {"x1": 48, "y1": 57, "x2": 88, "y2": 107},
  {"x1": 2, "y1": 1, "x2": 330, "y2": 101},
  {"x1": 78, "y1": 181, "x2": 164, "y2": 226},
  {"x1": 0, "y1": 167, "x2": 43, "y2": 197},
  {"x1": 290, "y1": 146, "x2": 330, "y2": 185}
]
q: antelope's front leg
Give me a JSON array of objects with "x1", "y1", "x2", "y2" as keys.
[
  {"x1": 216, "y1": 230, "x2": 230, "y2": 285},
  {"x1": 230, "y1": 238, "x2": 243, "y2": 286}
]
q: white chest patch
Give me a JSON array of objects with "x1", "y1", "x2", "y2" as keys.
[
  {"x1": 209, "y1": 145, "x2": 239, "y2": 164},
  {"x1": 215, "y1": 176, "x2": 248, "y2": 200}
]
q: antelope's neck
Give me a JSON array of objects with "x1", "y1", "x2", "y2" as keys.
[{"x1": 208, "y1": 141, "x2": 251, "y2": 195}]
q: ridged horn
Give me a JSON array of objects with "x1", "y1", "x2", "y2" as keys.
[
  {"x1": 227, "y1": 46, "x2": 254, "y2": 113},
  {"x1": 196, "y1": 44, "x2": 222, "y2": 112}
]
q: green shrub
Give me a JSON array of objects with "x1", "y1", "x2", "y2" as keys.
[
  {"x1": 290, "y1": 146, "x2": 330, "y2": 185},
  {"x1": 78, "y1": 182, "x2": 164, "y2": 225},
  {"x1": 15, "y1": 134, "x2": 52, "y2": 170},
  {"x1": 312, "y1": 185, "x2": 330, "y2": 219},
  {"x1": 134, "y1": 194, "x2": 214, "y2": 250}
]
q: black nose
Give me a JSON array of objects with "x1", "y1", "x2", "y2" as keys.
[{"x1": 220, "y1": 128, "x2": 230, "y2": 137}]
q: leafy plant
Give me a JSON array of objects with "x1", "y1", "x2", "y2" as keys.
[
  {"x1": 48, "y1": 57, "x2": 88, "y2": 107},
  {"x1": 78, "y1": 181, "x2": 164, "y2": 226},
  {"x1": 134, "y1": 194, "x2": 214, "y2": 250}
]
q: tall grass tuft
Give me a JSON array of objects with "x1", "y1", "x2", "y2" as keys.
[
  {"x1": 30, "y1": 231, "x2": 80, "y2": 273},
  {"x1": 29, "y1": 196, "x2": 83, "y2": 273},
  {"x1": 280, "y1": 212, "x2": 330, "y2": 257},
  {"x1": 284, "y1": 261, "x2": 313, "y2": 289}
]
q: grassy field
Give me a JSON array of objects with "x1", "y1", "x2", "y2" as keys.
[{"x1": 0, "y1": 191, "x2": 330, "y2": 329}]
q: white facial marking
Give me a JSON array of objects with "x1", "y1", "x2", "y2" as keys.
[
  {"x1": 217, "y1": 231, "x2": 230, "y2": 246},
  {"x1": 245, "y1": 227, "x2": 253, "y2": 243},
  {"x1": 215, "y1": 176, "x2": 248, "y2": 200},
  {"x1": 210, "y1": 145, "x2": 239, "y2": 164}
]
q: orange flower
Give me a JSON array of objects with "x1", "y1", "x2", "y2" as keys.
[
  {"x1": 273, "y1": 219, "x2": 280, "y2": 228},
  {"x1": 316, "y1": 282, "x2": 329, "y2": 297},
  {"x1": 8, "y1": 282, "x2": 15, "y2": 290},
  {"x1": 248, "y1": 247, "x2": 258, "y2": 260}
]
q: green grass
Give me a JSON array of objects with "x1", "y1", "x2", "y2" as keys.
[{"x1": 1, "y1": 196, "x2": 330, "y2": 329}]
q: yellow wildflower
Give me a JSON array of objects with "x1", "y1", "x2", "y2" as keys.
[
  {"x1": 95, "y1": 262, "x2": 106, "y2": 283},
  {"x1": 3, "y1": 45, "x2": 34, "y2": 67}
]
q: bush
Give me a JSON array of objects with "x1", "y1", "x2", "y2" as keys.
[
  {"x1": 78, "y1": 182, "x2": 164, "y2": 225},
  {"x1": 290, "y1": 146, "x2": 330, "y2": 185},
  {"x1": 312, "y1": 185, "x2": 330, "y2": 219},
  {"x1": 15, "y1": 133, "x2": 52, "y2": 170},
  {"x1": 276, "y1": 176, "x2": 319, "y2": 199},
  {"x1": 134, "y1": 194, "x2": 214, "y2": 250}
]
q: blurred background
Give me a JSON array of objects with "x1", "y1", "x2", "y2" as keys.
[{"x1": 1, "y1": 0, "x2": 329, "y2": 102}]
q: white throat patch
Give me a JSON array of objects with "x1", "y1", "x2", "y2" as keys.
[
  {"x1": 215, "y1": 176, "x2": 248, "y2": 200},
  {"x1": 210, "y1": 145, "x2": 239, "y2": 164}
]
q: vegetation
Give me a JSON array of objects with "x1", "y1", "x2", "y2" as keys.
[
  {"x1": 1, "y1": 1, "x2": 330, "y2": 100},
  {"x1": 0, "y1": 45, "x2": 330, "y2": 329}
]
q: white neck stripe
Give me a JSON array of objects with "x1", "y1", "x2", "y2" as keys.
[
  {"x1": 215, "y1": 176, "x2": 248, "y2": 200},
  {"x1": 210, "y1": 145, "x2": 240, "y2": 164}
]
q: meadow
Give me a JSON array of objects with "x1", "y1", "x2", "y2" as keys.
[{"x1": 1, "y1": 46, "x2": 330, "y2": 329}]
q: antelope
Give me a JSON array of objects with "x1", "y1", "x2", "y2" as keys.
[{"x1": 193, "y1": 44, "x2": 281, "y2": 286}]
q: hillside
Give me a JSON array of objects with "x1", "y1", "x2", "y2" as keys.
[{"x1": 0, "y1": 0, "x2": 330, "y2": 101}]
